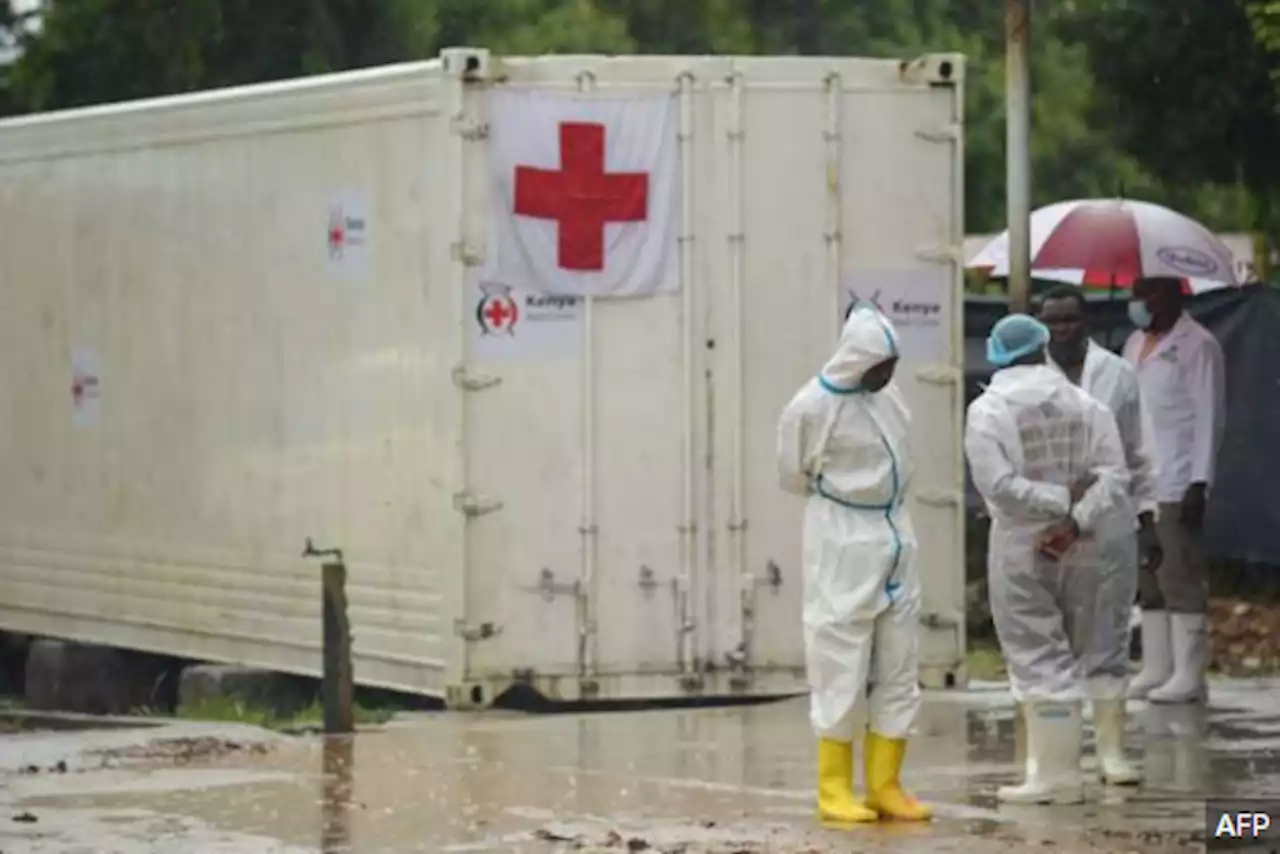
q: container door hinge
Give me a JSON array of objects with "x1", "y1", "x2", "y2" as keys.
[
  {"x1": 916, "y1": 489, "x2": 963, "y2": 508},
  {"x1": 920, "y1": 611, "x2": 962, "y2": 630},
  {"x1": 454, "y1": 619, "x2": 503, "y2": 641},
  {"x1": 450, "y1": 118, "x2": 489, "y2": 140},
  {"x1": 452, "y1": 365, "x2": 502, "y2": 391},
  {"x1": 915, "y1": 244, "x2": 963, "y2": 265},
  {"x1": 526, "y1": 568, "x2": 581, "y2": 602},
  {"x1": 915, "y1": 123, "x2": 961, "y2": 144},
  {"x1": 453, "y1": 491, "x2": 504, "y2": 517},
  {"x1": 746, "y1": 560, "x2": 783, "y2": 591},
  {"x1": 915, "y1": 366, "x2": 962, "y2": 386},
  {"x1": 450, "y1": 241, "x2": 485, "y2": 266}
]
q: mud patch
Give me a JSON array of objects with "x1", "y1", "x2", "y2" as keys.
[
  {"x1": 527, "y1": 817, "x2": 1208, "y2": 854},
  {"x1": 0, "y1": 806, "x2": 316, "y2": 854},
  {"x1": 1086, "y1": 826, "x2": 1205, "y2": 852},
  {"x1": 89, "y1": 736, "x2": 274, "y2": 767},
  {"x1": 530, "y1": 819, "x2": 832, "y2": 853}
]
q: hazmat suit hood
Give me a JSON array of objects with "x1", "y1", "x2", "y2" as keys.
[{"x1": 820, "y1": 304, "x2": 900, "y2": 392}]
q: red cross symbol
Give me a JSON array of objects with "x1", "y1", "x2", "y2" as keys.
[
  {"x1": 477, "y1": 295, "x2": 519, "y2": 334},
  {"x1": 71, "y1": 375, "x2": 97, "y2": 404},
  {"x1": 513, "y1": 122, "x2": 649, "y2": 272},
  {"x1": 485, "y1": 299, "x2": 513, "y2": 328},
  {"x1": 329, "y1": 223, "x2": 345, "y2": 253}
]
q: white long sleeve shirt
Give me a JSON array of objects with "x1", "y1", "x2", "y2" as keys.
[
  {"x1": 1051, "y1": 340, "x2": 1161, "y2": 518},
  {"x1": 1122, "y1": 312, "x2": 1225, "y2": 503}
]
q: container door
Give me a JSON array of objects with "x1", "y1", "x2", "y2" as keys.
[
  {"x1": 717, "y1": 59, "x2": 966, "y2": 690},
  {"x1": 833, "y1": 82, "x2": 967, "y2": 687},
  {"x1": 457, "y1": 65, "x2": 699, "y2": 703},
  {"x1": 454, "y1": 83, "x2": 585, "y2": 700},
  {"x1": 572, "y1": 66, "x2": 709, "y2": 696}
]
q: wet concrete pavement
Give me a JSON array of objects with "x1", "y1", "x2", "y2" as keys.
[{"x1": 2, "y1": 678, "x2": 1279, "y2": 853}]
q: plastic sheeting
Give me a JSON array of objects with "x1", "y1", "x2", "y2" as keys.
[{"x1": 964, "y1": 284, "x2": 1280, "y2": 566}]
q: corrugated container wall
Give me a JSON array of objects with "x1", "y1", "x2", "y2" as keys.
[{"x1": 0, "y1": 48, "x2": 966, "y2": 706}]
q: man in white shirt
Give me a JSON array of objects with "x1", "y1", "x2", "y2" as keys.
[
  {"x1": 1039, "y1": 285, "x2": 1160, "y2": 784},
  {"x1": 1122, "y1": 277, "x2": 1226, "y2": 704}
]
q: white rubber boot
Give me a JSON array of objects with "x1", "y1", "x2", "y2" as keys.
[
  {"x1": 997, "y1": 701, "x2": 1085, "y2": 805},
  {"x1": 1092, "y1": 697, "x2": 1142, "y2": 785},
  {"x1": 1148, "y1": 613, "x2": 1209, "y2": 704},
  {"x1": 1128, "y1": 610, "x2": 1173, "y2": 699}
]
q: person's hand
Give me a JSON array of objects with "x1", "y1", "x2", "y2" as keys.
[
  {"x1": 1181, "y1": 482, "x2": 1207, "y2": 530},
  {"x1": 1138, "y1": 521, "x2": 1163, "y2": 571},
  {"x1": 1036, "y1": 518, "x2": 1081, "y2": 562},
  {"x1": 1069, "y1": 474, "x2": 1096, "y2": 504}
]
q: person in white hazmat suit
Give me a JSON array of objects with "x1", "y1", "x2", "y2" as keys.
[
  {"x1": 1039, "y1": 284, "x2": 1162, "y2": 786},
  {"x1": 965, "y1": 314, "x2": 1131, "y2": 804},
  {"x1": 777, "y1": 303, "x2": 931, "y2": 825}
]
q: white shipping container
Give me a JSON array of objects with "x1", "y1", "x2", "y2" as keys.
[{"x1": 0, "y1": 47, "x2": 967, "y2": 707}]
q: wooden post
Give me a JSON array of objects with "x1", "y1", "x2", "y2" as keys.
[
  {"x1": 304, "y1": 539, "x2": 353, "y2": 736},
  {"x1": 321, "y1": 559, "x2": 354, "y2": 734}
]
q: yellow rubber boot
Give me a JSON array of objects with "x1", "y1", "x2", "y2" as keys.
[
  {"x1": 817, "y1": 738, "x2": 877, "y2": 824},
  {"x1": 864, "y1": 731, "x2": 933, "y2": 821}
]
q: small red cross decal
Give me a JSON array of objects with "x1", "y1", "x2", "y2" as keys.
[
  {"x1": 485, "y1": 299, "x2": 514, "y2": 329},
  {"x1": 514, "y1": 122, "x2": 649, "y2": 271},
  {"x1": 71, "y1": 375, "x2": 96, "y2": 403},
  {"x1": 329, "y1": 224, "x2": 345, "y2": 249}
]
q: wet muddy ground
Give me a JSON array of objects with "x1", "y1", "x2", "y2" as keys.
[{"x1": 2, "y1": 678, "x2": 1278, "y2": 853}]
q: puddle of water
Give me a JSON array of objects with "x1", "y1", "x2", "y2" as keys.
[{"x1": 4, "y1": 683, "x2": 1274, "y2": 853}]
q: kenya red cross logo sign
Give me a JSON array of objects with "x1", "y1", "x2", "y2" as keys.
[
  {"x1": 328, "y1": 208, "x2": 346, "y2": 259},
  {"x1": 476, "y1": 291, "x2": 519, "y2": 335},
  {"x1": 481, "y1": 89, "x2": 678, "y2": 299}
]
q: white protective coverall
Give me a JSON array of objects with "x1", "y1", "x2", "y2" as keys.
[
  {"x1": 966, "y1": 362, "x2": 1131, "y2": 703},
  {"x1": 965, "y1": 357, "x2": 1131, "y2": 803},
  {"x1": 1050, "y1": 341, "x2": 1160, "y2": 699},
  {"x1": 778, "y1": 306, "x2": 920, "y2": 742}
]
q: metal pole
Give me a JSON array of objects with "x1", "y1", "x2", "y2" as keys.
[{"x1": 1005, "y1": 0, "x2": 1033, "y2": 313}]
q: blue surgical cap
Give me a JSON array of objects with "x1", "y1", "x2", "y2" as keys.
[{"x1": 987, "y1": 314, "x2": 1050, "y2": 368}]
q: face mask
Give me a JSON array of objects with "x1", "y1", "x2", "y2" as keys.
[{"x1": 1128, "y1": 299, "x2": 1153, "y2": 330}]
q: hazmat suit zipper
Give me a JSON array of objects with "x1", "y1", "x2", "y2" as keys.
[
  {"x1": 869, "y1": 406, "x2": 905, "y2": 601},
  {"x1": 812, "y1": 403, "x2": 905, "y2": 602}
]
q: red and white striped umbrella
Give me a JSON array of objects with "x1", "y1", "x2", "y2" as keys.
[{"x1": 968, "y1": 198, "x2": 1241, "y2": 294}]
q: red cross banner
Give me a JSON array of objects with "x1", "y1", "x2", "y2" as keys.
[{"x1": 481, "y1": 87, "x2": 678, "y2": 299}]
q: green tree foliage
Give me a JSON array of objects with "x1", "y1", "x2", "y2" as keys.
[
  {"x1": 1061, "y1": 0, "x2": 1280, "y2": 230},
  {"x1": 5, "y1": 0, "x2": 439, "y2": 110},
  {"x1": 1245, "y1": 0, "x2": 1280, "y2": 104},
  {"x1": 0, "y1": 1, "x2": 22, "y2": 113},
  {"x1": 1246, "y1": 1, "x2": 1280, "y2": 63},
  {"x1": 0, "y1": 0, "x2": 1276, "y2": 240}
]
